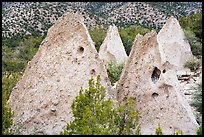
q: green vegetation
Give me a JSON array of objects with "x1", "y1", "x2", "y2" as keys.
[
  {"x1": 89, "y1": 13, "x2": 202, "y2": 57},
  {"x1": 183, "y1": 29, "x2": 202, "y2": 57},
  {"x1": 191, "y1": 82, "x2": 202, "y2": 134},
  {"x1": 173, "y1": 130, "x2": 183, "y2": 135},
  {"x1": 119, "y1": 25, "x2": 151, "y2": 55},
  {"x1": 155, "y1": 123, "x2": 163, "y2": 135},
  {"x1": 191, "y1": 82, "x2": 202, "y2": 114},
  {"x1": 197, "y1": 124, "x2": 202, "y2": 135},
  {"x1": 179, "y1": 13, "x2": 202, "y2": 57},
  {"x1": 2, "y1": 72, "x2": 22, "y2": 101},
  {"x1": 89, "y1": 24, "x2": 150, "y2": 55},
  {"x1": 89, "y1": 27, "x2": 107, "y2": 52},
  {"x1": 155, "y1": 123, "x2": 184, "y2": 135},
  {"x1": 2, "y1": 36, "x2": 23, "y2": 48},
  {"x1": 2, "y1": 35, "x2": 44, "y2": 135},
  {"x1": 107, "y1": 61, "x2": 124, "y2": 85},
  {"x1": 2, "y1": 101, "x2": 13, "y2": 135},
  {"x1": 179, "y1": 13, "x2": 202, "y2": 39},
  {"x1": 184, "y1": 57, "x2": 201, "y2": 71},
  {"x1": 2, "y1": 72, "x2": 22, "y2": 135},
  {"x1": 2, "y1": 45, "x2": 25, "y2": 73},
  {"x1": 2, "y1": 35, "x2": 44, "y2": 73},
  {"x1": 61, "y1": 75, "x2": 141, "y2": 135},
  {"x1": 60, "y1": 75, "x2": 199, "y2": 135}
]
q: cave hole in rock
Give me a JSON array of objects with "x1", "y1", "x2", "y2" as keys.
[
  {"x1": 77, "y1": 46, "x2": 84, "y2": 54},
  {"x1": 90, "y1": 69, "x2": 96, "y2": 75},
  {"x1": 162, "y1": 69, "x2": 166, "y2": 73},
  {"x1": 152, "y1": 92, "x2": 159, "y2": 98},
  {"x1": 151, "y1": 67, "x2": 161, "y2": 84}
]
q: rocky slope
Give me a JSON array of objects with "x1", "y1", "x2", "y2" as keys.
[{"x1": 2, "y1": 2, "x2": 202, "y2": 38}]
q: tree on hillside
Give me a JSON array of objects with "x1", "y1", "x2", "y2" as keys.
[{"x1": 179, "y1": 13, "x2": 202, "y2": 57}]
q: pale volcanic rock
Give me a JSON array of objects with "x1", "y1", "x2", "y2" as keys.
[
  {"x1": 99, "y1": 24, "x2": 127, "y2": 65},
  {"x1": 157, "y1": 16, "x2": 193, "y2": 71},
  {"x1": 116, "y1": 31, "x2": 198, "y2": 135},
  {"x1": 9, "y1": 13, "x2": 111, "y2": 135}
]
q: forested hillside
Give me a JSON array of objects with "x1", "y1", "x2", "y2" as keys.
[{"x1": 2, "y1": 2, "x2": 202, "y2": 38}]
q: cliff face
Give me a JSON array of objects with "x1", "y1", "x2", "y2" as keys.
[
  {"x1": 9, "y1": 13, "x2": 111, "y2": 135},
  {"x1": 99, "y1": 24, "x2": 127, "y2": 65},
  {"x1": 116, "y1": 31, "x2": 198, "y2": 135}
]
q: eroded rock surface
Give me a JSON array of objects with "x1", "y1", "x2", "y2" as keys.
[
  {"x1": 157, "y1": 16, "x2": 193, "y2": 70},
  {"x1": 116, "y1": 31, "x2": 198, "y2": 135},
  {"x1": 9, "y1": 13, "x2": 111, "y2": 135},
  {"x1": 99, "y1": 24, "x2": 127, "y2": 65}
]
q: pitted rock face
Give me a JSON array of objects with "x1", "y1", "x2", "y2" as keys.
[
  {"x1": 9, "y1": 13, "x2": 112, "y2": 135},
  {"x1": 116, "y1": 31, "x2": 198, "y2": 135},
  {"x1": 99, "y1": 24, "x2": 127, "y2": 65},
  {"x1": 157, "y1": 16, "x2": 193, "y2": 70}
]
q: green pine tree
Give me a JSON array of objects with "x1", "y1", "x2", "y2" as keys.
[
  {"x1": 191, "y1": 82, "x2": 202, "y2": 114},
  {"x1": 155, "y1": 123, "x2": 163, "y2": 135},
  {"x1": 61, "y1": 75, "x2": 141, "y2": 135},
  {"x1": 197, "y1": 124, "x2": 202, "y2": 135},
  {"x1": 2, "y1": 72, "x2": 22, "y2": 135},
  {"x1": 107, "y1": 61, "x2": 124, "y2": 85}
]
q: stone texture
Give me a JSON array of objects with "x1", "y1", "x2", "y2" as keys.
[
  {"x1": 9, "y1": 13, "x2": 112, "y2": 135},
  {"x1": 157, "y1": 16, "x2": 193, "y2": 70},
  {"x1": 99, "y1": 24, "x2": 127, "y2": 65},
  {"x1": 116, "y1": 31, "x2": 198, "y2": 135}
]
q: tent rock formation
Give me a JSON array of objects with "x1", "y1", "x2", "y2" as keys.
[
  {"x1": 157, "y1": 16, "x2": 193, "y2": 71},
  {"x1": 9, "y1": 13, "x2": 112, "y2": 135},
  {"x1": 99, "y1": 24, "x2": 127, "y2": 65},
  {"x1": 116, "y1": 31, "x2": 198, "y2": 135}
]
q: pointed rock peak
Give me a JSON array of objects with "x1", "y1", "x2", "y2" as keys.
[
  {"x1": 43, "y1": 12, "x2": 96, "y2": 50},
  {"x1": 117, "y1": 30, "x2": 160, "y2": 102},
  {"x1": 9, "y1": 12, "x2": 111, "y2": 135},
  {"x1": 130, "y1": 30, "x2": 157, "y2": 57},
  {"x1": 157, "y1": 16, "x2": 193, "y2": 70},
  {"x1": 116, "y1": 30, "x2": 198, "y2": 135},
  {"x1": 99, "y1": 25, "x2": 127, "y2": 65},
  {"x1": 112, "y1": 23, "x2": 116, "y2": 26},
  {"x1": 109, "y1": 24, "x2": 117, "y2": 30},
  {"x1": 105, "y1": 24, "x2": 119, "y2": 39},
  {"x1": 47, "y1": 12, "x2": 83, "y2": 37},
  {"x1": 161, "y1": 16, "x2": 179, "y2": 31}
]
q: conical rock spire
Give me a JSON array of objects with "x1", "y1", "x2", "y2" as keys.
[
  {"x1": 157, "y1": 16, "x2": 193, "y2": 70},
  {"x1": 9, "y1": 12, "x2": 111, "y2": 135},
  {"x1": 99, "y1": 24, "x2": 127, "y2": 65}
]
